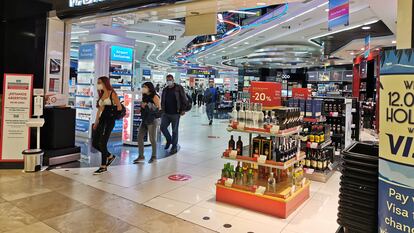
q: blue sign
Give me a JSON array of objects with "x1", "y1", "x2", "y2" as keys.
[
  {"x1": 113, "y1": 119, "x2": 123, "y2": 133},
  {"x1": 328, "y1": 0, "x2": 349, "y2": 30},
  {"x1": 378, "y1": 160, "x2": 414, "y2": 233},
  {"x1": 110, "y1": 46, "x2": 133, "y2": 62},
  {"x1": 76, "y1": 119, "x2": 90, "y2": 132},
  {"x1": 143, "y1": 69, "x2": 151, "y2": 76},
  {"x1": 364, "y1": 35, "x2": 371, "y2": 58},
  {"x1": 79, "y1": 44, "x2": 95, "y2": 60}
]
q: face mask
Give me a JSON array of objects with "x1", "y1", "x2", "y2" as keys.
[
  {"x1": 167, "y1": 81, "x2": 174, "y2": 87},
  {"x1": 97, "y1": 84, "x2": 104, "y2": 90},
  {"x1": 142, "y1": 87, "x2": 149, "y2": 94}
]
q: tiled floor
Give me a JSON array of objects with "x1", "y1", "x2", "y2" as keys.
[{"x1": 0, "y1": 107, "x2": 347, "y2": 233}]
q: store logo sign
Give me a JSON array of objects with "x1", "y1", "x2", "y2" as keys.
[{"x1": 69, "y1": 0, "x2": 106, "y2": 8}]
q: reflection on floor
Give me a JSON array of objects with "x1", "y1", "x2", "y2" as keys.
[{"x1": 1, "y1": 107, "x2": 342, "y2": 233}]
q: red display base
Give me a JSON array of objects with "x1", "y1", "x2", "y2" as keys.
[{"x1": 216, "y1": 182, "x2": 310, "y2": 219}]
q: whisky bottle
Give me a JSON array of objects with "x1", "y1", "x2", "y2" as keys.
[
  {"x1": 236, "y1": 136, "x2": 243, "y2": 155},
  {"x1": 228, "y1": 135, "x2": 235, "y2": 150}
]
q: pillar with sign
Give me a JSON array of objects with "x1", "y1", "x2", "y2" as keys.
[{"x1": 378, "y1": 48, "x2": 414, "y2": 233}]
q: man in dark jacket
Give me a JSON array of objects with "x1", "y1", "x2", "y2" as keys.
[{"x1": 160, "y1": 74, "x2": 188, "y2": 155}]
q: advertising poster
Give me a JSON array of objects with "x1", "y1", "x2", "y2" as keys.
[
  {"x1": 379, "y1": 49, "x2": 414, "y2": 233},
  {"x1": 328, "y1": 0, "x2": 349, "y2": 31},
  {"x1": 250, "y1": 81, "x2": 281, "y2": 108},
  {"x1": 0, "y1": 74, "x2": 33, "y2": 161},
  {"x1": 364, "y1": 35, "x2": 371, "y2": 58}
]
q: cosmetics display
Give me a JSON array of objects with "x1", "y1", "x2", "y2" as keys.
[
  {"x1": 218, "y1": 102, "x2": 310, "y2": 219},
  {"x1": 122, "y1": 91, "x2": 149, "y2": 146}
]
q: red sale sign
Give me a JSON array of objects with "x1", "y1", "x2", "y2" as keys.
[
  {"x1": 250, "y1": 81, "x2": 281, "y2": 108},
  {"x1": 292, "y1": 88, "x2": 311, "y2": 100}
]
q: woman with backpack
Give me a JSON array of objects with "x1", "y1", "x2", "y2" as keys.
[
  {"x1": 133, "y1": 82, "x2": 161, "y2": 164},
  {"x1": 92, "y1": 76, "x2": 122, "y2": 175}
]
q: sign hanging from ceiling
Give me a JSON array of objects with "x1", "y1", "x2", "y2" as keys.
[
  {"x1": 364, "y1": 35, "x2": 371, "y2": 58},
  {"x1": 250, "y1": 81, "x2": 282, "y2": 108},
  {"x1": 328, "y1": 0, "x2": 349, "y2": 31}
]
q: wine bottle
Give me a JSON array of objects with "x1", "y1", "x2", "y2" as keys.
[
  {"x1": 267, "y1": 172, "x2": 276, "y2": 193},
  {"x1": 228, "y1": 135, "x2": 235, "y2": 150},
  {"x1": 236, "y1": 136, "x2": 243, "y2": 155},
  {"x1": 231, "y1": 105, "x2": 238, "y2": 122}
]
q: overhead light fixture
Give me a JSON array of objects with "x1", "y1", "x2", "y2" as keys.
[
  {"x1": 71, "y1": 30, "x2": 89, "y2": 34},
  {"x1": 218, "y1": 13, "x2": 224, "y2": 22},
  {"x1": 162, "y1": 41, "x2": 167, "y2": 44},
  {"x1": 392, "y1": 40, "x2": 397, "y2": 44},
  {"x1": 362, "y1": 26, "x2": 371, "y2": 30},
  {"x1": 360, "y1": 48, "x2": 365, "y2": 51},
  {"x1": 228, "y1": 10, "x2": 257, "y2": 15},
  {"x1": 350, "y1": 52, "x2": 355, "y2": 55},
  {"x1": 244, "y1": 42, "x2": 250, "y2": 45},
  {"x1": 257, "y1": 2, "x2": 267, "y2": 6},
  {"x1": 325, "y1": 9, "x2": 329, "y2": 12},
  {"x1": 211, "y1": 35, "x2": 216, "y2": 41}
]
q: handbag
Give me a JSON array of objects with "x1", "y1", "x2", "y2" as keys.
[{"x1": 109, "y1": 91, "x2": 126, "y2": 120}]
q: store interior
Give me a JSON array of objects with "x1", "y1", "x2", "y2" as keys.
[{"x1": 1, "y1": 0, "x2": 407, "y2": 233}]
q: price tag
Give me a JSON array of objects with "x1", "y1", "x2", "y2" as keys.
[
  {"x1": 225, "y1": 178, "x2": 234, "y2": 187},
  {"x1": 229, "y1": 150, "x2": 238, "y2": 159},
  {"x1": 255, "y1": 186, "x2": 266, "y2": 195},
  {"x1": 257, "y1": 155, "x2": 267, "y2": 164},
  {"x1": 270, "y1": 125, "x2": 280, "y2": 134}
]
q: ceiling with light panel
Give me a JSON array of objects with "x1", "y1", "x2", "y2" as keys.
[{"x1": 70, "y1": 0, "x2": 397, "y2": 70}]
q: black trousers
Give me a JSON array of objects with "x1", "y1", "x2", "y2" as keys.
[{"x1": 92, "y1": 118, "x2": 115, "y2": 166}]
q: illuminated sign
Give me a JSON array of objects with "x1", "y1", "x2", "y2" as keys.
[{"x1": 69, "y1": 0, "x2": 106, "y2": 8}]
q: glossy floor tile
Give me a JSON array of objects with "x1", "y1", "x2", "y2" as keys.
[{"x1": 0, "y1": 108, "x2": 346, "y2": 233}]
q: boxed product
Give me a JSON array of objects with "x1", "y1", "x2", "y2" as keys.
[
  {"x1": 306, "y1": 100, "x2": 313, "y2": 118},
  {"x1": 299, "y1": 100, "x2": 306, "y2": 117},
  {"x1": 313, "y1": 99, "x2": 322, "y2": 117},
  {"x1": 252, "y1": 136, "x2": 263, "y2": 157}
]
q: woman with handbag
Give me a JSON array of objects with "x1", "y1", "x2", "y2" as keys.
[
  {"x1": 92, "y1": 76, "x2": 122, "y2": 174},
  {"x1": 133, "y1": 82, "x2": 161, "y2": 164}
]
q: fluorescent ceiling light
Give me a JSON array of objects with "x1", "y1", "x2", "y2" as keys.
[
  {"x1": 360, "y1": 48, "x2": 365, "y2": 51},
  {"x1": 162, "y1": 19, "x2": 181, "y2": 23},
  {"x1": 162, "y1": 41, "x2": 167, "y2": 44},
  {"x1": 126, "y1": 31, "x2": 168, "y2": 38},
  {"x1": 211, "y1": 35, "x2": 216, "y2": 41},
  {"x1": 228, "y1": 10, "x2": 257, "y2": 15},
  {"x1": 257, "y1": 2, "x2": 267, "y2": 6},
  {"x1": 392, "y1": 40, "x2": 397, "y2": 44},
  {"x1": 362, "y1": 26, "x2": 371, "y2": 30},
  {"x1": 71, "y1": 30, "x2": 89, "y2": 34},
  {"x1": 325, "y1": 9, "x2": 329, "y2": 12},
  {"x1": 218, "y1": 13, "x2": 224, "y2": 22},
  {"x1": 350, "y1": 52, "x2": 355, "y2": 55},
  {"x1": 244, "y1": 42, "x2": 250, "y2": 45}
]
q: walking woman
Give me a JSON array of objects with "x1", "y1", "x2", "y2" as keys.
[
  {"x1": 92, "y1": 76, "x2": 122, "y2": 174},
  {"x1": 133, "y1": 82, "x2": 161, "y2": 164}
]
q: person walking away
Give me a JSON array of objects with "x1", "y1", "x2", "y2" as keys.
[
  {"x1": 204, "y1": 81, "x2": 217, "y2": 125},
  {"x1": 160, "y1": 74, "x2": 189, "y2": 155},
  {"x1": 191, "y1": 87, "x2": 197, "y2": 106},
  {"x1": 133, "y1": 82, "x2": 161, "y2": 164},
  {"x1": 197, "y1": 86, "x2": 204, "y2": 107},
  {"x1": 92, "y1": 76, "x2": 122, "y2": 175}
]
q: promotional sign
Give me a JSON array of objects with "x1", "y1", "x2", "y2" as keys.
[
  {"x1": 250, "y1": 81, "x2": 282, "y2": 108},
  {"x1": 292, "y1": 88, "x2": 310, "y2": 100},
  {"x1": 328, "y1": 0, "x2": 349, "y2": 31},
  {"x1": 378, "y1": 49, "x2": 414, "y2": 233},
  {"x1": 0, "y1": 74, "x2": 33, "y2": 161},
  {"x1": 110, "y1": 45, "x2": 133, "y2": 62},
  {"x1": 364, "y1": 35, "x2": 371, "y2": 59},
  {"x1": 79, "y1": 44, "x2": 95, "y2": 60}
]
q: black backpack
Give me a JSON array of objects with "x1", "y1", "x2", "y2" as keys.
[{"x1": 183, "y1": 93, "x2": 193, "y2": 112}]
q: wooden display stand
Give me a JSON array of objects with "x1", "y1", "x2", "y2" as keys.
[{"x1": 216, "y1": 181, "x2": 310, "y2": 218}]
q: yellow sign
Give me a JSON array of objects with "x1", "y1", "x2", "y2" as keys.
[{"x1": 380, "y1": 74, "x2": 414, "y2": 165}]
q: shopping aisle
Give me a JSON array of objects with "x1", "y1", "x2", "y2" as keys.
[{"x1": 49, "y1": 107, "x2": 340, "y2": 233}]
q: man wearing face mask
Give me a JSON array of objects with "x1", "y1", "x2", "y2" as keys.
[
  {"x1": 160, "y1": 74, "x2": 188, "y2": 155},
  {"x1": 204, "y1": 80, "x2": 217, "y2": 125}
]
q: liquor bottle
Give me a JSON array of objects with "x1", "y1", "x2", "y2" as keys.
[
  {"x1": 317, "y1": 151, "x2": 323, "y2": 171},
  {"x1": 280, "y1": 145, "x2": 286, "y2": 162},
  {"x1": 235, "y1": 161, "x2": 241, "y2": 173},
  {"x1": 245, "y1": 103, "x2": 253, "y2": 127},
  {"x1": 238, "y1": 167, "x2": 244, "y2": 185},
  {"x1": 239, "y1": 104, "x2": 245, "y2": 123},
  {"x1": 258, "y1": 103, "x2": 265, "y2": 126},
  {"x1": 305, "y1": 149, "x2": 311, "y2": 168},
  {"x1": 267, "y1": 172, "x2": 276, "y2": 193},
  {"x1": 228, "y1": 135, "x2": 235, "y2": 150},
  {"x1": 311, "y1": 151, "x2": 317, "y2": 169},
  {"x1": 236, "y1": 136, "x2": 243, "y2": 155},
  {"x1": 231, "y1": 105, "x2": 238, "y2": 122},
  {"x1": 274, "y1": 145, "x2": 282, "y2": 162},
  {"x1": 247, "y1": 169, "x2": 254, "y2": 186}
]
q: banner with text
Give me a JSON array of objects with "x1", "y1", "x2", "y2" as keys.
[
  {"x1": 328, "y1": 0, "x2": 349, "y2": 31},
  {"x1": 379, "y1": 49, "x2": 414, "y2": 233},
  {"x1": 1, "y1": 74, "x2": 33, "y2": 161},
  {"x1": 250, "y1": 81, "x2": 281, "y2": 108},
  {"x1": 292, "y1": 88, "x2": 310, "y2": 100}
]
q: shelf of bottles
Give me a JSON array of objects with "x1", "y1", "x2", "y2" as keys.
[{"x1": 216, "y1": 101, "x2": 310, "y2": 218}]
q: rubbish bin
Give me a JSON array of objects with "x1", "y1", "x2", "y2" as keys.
[{"x1": 23, "y1": 149, "x2": 44, "y2": 172}]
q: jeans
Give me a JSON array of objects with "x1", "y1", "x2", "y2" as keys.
[
  {"x1": 206, "y1": 102, "x2": 215, "y2": 121},
  {"x1": 92, "y1": 119, "x2": 115, "y2": 166},
  {"x1": 138, "y1": 123, "x2": 157, "y2": 158},
  {"x1": 160, "y1": 113, "x2": 180, "y2": 149}
]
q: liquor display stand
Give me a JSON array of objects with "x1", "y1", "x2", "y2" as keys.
[{"x1": 216, "y1": 104, "x2": 310, "y2": 219}]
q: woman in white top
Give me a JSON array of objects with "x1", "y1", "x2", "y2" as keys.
[{"x1": 92, "y1": 76, "x2": 122, "y2": 174}]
